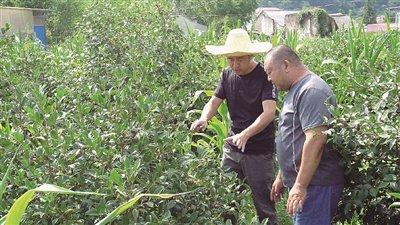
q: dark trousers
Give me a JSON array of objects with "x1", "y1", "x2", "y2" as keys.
[{"x1": 221, "y1": 146, "x2": 277, "y2": 225}]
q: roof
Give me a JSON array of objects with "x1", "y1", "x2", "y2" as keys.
[
  {"x1": 388, "y1": 6, "x2": 400, "y2": 10},
  {"x1": 255, "y1": 7, "x2": 282, "y2": 17},
  {"x1": 0, "y1": 6, "x2": 49, "y2": 12},
  {"x1": 329, "y1": 13, "x2": 349, "y2": 17},
  {"x1": 261, "y1": 10, "x2": 299, "y2": 26},
  {"x1": 365, "y1": 23, "x2": 398, "y2": 32},
  {"x1": 256, "y1": 7, "x2": 281, "y2": 12}
]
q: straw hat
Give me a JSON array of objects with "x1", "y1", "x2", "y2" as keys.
[{"x1": 205, "y1": 29, "x2": 272, "y2": 57}]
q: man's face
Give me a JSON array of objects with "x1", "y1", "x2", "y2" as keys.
[
  {"x1": 227, "y1": 55, "x2": 252, "y2": 75},
  {"x1": 264, "y1": 57, "x2": 288, "y2": 91}
]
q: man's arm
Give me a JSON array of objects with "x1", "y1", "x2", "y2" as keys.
[
  {"x1": 286, "y1": 125, "x2": 327, "y2": 216},
  {"x1": 242, "y1": 99, "x2": 276, "y2": 138},
  {"x1": 200, "y1": 96, "x2": 224, "y2": 122},
  {"x1": 271, "y1": 169, "x2": 285, "y2": 203},
  {"x1": 225, "y1": 100, "x2": 276, "y2": 151},
  {"x1": 190, "y1": 96, "x2": 223, "y2": 132}
]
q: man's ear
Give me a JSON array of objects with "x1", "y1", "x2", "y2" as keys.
[{"x1": 283, "y1": 59, "x2": 290, "y2": 72}]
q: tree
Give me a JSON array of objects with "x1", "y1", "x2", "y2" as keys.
[
  {"x1": 173, "y1": 0, "x2": 259, "y2": 26},
  {"x1": 0, "y1": 0, "x2": 51, "y2": 8},
  {"x1": 363, "y1": 0, "x2": 377, "y2": 24},
  {"x1": 46, "y1": 0, "x2": 89, "y2": 43},
  {"x1": 259, "y1": 0, "x2": 396, "y2": 18}
]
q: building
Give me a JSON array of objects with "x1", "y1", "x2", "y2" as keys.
[
  {"x1": 255, "y1": 7, "x2": 281, "y2": 16},
  {"x1": 388, "y1": 6, "x2": 400, "y2": 13},
  {"x1": 365, "y1": 23, "x2": 398, "y2": 33},
  {"x1": 254, "y1": 8, "x2": 298, "y2": 36},
  {"x1": 329, "y1": 13, "x2": 351, "y2": 28},
  {"x1": 285, "y1": 11, "x2": 337, "y2": 37},
  {"x1": 254, "y1": 7, "x2": 338, "y2": 37},
  {"x1": 0, "y1": 6, "x2": 49, "y2": 45},
  {"x1": 397, "y1": 12, "x2": 400, "y2": 30},
  {"x1": 376, "y1": 15, "x2": 385, "y2": 24}
]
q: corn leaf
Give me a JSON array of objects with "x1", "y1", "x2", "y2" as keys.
[
  {"x1": 96, "y1": 192, "x2": 192, "y2": 225},
  {"x1": 389, "y1": 193, "x2": 400, "y2": 199},
  {"x1": 4, "y1": 184, "x2": 104, "y2": 225},
  {"x1": 390, "y1": 202, "x2": 400, "y2": 208},
  {"x1": 0, "y1": 215, "x2": 6, "y2": 225}
]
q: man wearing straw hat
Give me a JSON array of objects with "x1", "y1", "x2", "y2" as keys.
[{"x1": 190, "y1": 28, "x2": 278, "y2": 224}]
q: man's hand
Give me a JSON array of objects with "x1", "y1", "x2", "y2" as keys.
[
  {"x1": 190, "y1": 119, "x2": 207, "y2": 132},
  {"x1": 287, "y1": 183, "x2": 307, "y2": 216},
  {"x1": 284, "y1": 126, "x2": 327, "y2": 216},
  {"x1": 224, "y1": 131, "x2": 249, "y2": 152},
  {"x1": 270, "y1": 176, "x2": 285, "y2": 203}
]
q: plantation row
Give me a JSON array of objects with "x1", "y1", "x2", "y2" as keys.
[{"x1": 0, "y1": 0, "x2": 399, "y2": 224}]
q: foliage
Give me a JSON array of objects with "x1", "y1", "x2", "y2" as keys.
[
  {"x1": 259, "y1": 0, "x2": 399, "y2": 16},
  {"x1": 389, "y1": 193, "x2": 400, "y2": 209},
  {"x1": 95, "y1": 191, "x2": 192, "y2": 225},
  {"x1": 0, "y1": 0, "x2": 399, "y2": 224},
  {"x1": 363, "y1": 0, "x2": 377, "y2": 24},
  {"x1": 0, "y1": 0, "x2": 259, "y2": 223},
  {"x1": 1, "y1": 184, "x2": 104, "y2": 225},
  {"x1": 0, "y1": 0, "x2": 51, "y2": 8},
  {"x1": 0, "y1": 150, "x2": 16, "y2": 201},
  {"x1": 299, "y1": 24, "x2": 399, "y2": 224},
  {"x1": 45, "y1": 0, "x2": 89, "y2": 44},
  {"x1": 173, "y1": 0, "x2": 259, "y2": 26},
  {"x1": 283, "y1": 29, "x2": 300, "y2": 51},
  {"x1": 190, "y1": 90, "x2": 229, "y2": 155},
  {"x1": 298, "y1": 7, "x2": 337, "y2": 37}
]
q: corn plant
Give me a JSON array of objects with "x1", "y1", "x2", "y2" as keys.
[
  {"x1": 284, "y1": 29, "x2": 300, "y2": 51},
  {"x1": 270, "y1": 32, "x2": 281, "y2": 47},
  {"x1": 190, "y1": 90, "x2": 230, "y2": 154},
  {"x1": 0, "y1": 184, "x2": 104, "y2": 225},
  {"x1": 389, "y1": 193, "x2": 400, "y2": 209},
  {"x1": 347, "y1": 20, "x2": 390, "y2": 72},
  {"x1": 362, "y1": 32, "x2": 390, "y2": 68},
  {"x1": 96, "y1": 190, "x2": 192, "y2": 225},
  {"x1": 348, "y1": 20, "x2": 364, "y2": 74}
]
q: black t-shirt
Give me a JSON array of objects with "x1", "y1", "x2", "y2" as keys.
[{"x1": 214, "y1": 62, "x2": 277, "y2": 154}]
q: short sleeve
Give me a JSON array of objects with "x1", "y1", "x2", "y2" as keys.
[
  {"x1": 214, "y1": 71, "x2": 226, "y2": 99},
  {"x1": 262, "y1": 79, "x2": 278, "y2": 101},
  {"x1": 297, "y1": 88, "x2": 336, "y2": 131}
]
